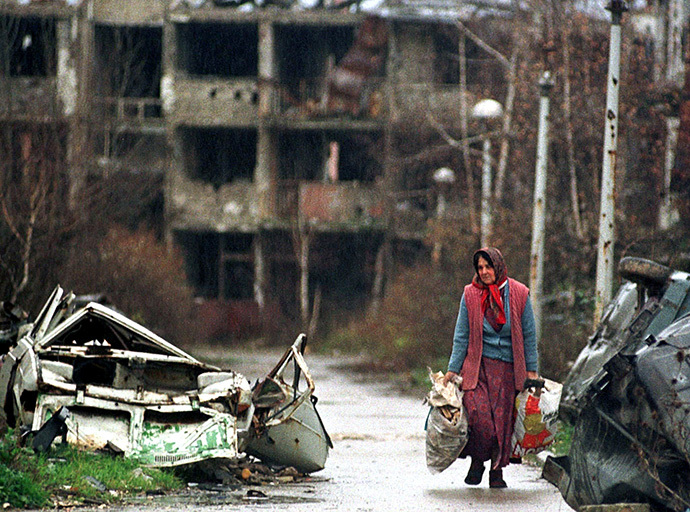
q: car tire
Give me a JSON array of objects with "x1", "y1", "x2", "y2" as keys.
[{"x1": 618, "y1": 257, "x2": 672, "y2": 288}]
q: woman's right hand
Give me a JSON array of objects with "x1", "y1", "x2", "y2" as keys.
[{"x1": 443, "y1": 371, "x2": 459, "y2": 386}]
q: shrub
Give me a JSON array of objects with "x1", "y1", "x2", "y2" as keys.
[
  {"x1": 59, "y1": 226, "x2": 202, "y2": 348},
  {"x1": 328, "y1": 263, "x2": 462, "y2": 371}
]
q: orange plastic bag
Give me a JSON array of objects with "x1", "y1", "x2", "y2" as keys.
[{"x1": 511, "y1": 378, "x2": 562, "y2": 458}]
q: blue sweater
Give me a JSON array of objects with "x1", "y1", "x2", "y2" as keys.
[{"x1": 447, "y1": 281, "x2": 538, "y2": 374}]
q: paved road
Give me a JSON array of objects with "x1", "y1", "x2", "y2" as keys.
[
  {"x1": 77, "y1": 345, "x2": 575, "y2": 512},
  {"x1": 193, "y1": 345, "x2": 575, "y2": 512}
]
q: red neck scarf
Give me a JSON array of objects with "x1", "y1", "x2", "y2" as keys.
[{"x1": 471, "y1": 248, "x2": 508, "y2": 332}]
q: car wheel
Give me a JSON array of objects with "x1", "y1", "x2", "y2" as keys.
[{"x1": 618, "y1": 257, "x2": 672, "y2": 288}]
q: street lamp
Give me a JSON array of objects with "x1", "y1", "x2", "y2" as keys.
[
  {"x1": 530, "y1": 70, "x2": 554, "y2": 346},
  {"x1": 472, "y1": 99, "x2": 503, "y2": 247},
  {"x1": 431, "y1": 167, "x2": 456, "y2": 267}
]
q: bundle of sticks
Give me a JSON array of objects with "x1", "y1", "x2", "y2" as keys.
[{"x1": 437, "y1": 404, "x2": 463, "y2": 424}]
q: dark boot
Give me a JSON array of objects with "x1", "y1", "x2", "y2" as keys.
[
  {"x1": 489, "y1": 469, "x2": 507, "y2": 488},
  {"x1": 464, "y1": 459, "x2": 485, "y2": 485}
]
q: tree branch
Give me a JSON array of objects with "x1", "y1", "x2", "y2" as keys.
[{"x1": 457, "y1": 21, "x2": 510, "y2": 69}]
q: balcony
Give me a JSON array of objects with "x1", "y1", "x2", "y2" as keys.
[
  {"x1": 275, "y1": 181, "x2": 385, "y2": 231},
  {"x1": 168, "y1": 76, "x2": 259, "y2": 126},
  {"x1": 167, "y1": 177, "x2": 258, "y2": 232},
  {"x1": 93, "y1": 96, "x2": 165, "y2": 132}
]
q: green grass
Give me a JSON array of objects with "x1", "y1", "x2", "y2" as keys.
[
  {"x1": 0, "y1": 430, "x2": 183, "y2": 508},
  {"x1": 550, "y1": 421, "x2": 573, "y2": 456}
]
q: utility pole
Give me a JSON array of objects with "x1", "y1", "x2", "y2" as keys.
[
  {"x1": 529, "y1": 70, "x2": 554, "y2": 345},
  {"x1": 594, "y1": 0, "x2": 627, "y2": 325}
]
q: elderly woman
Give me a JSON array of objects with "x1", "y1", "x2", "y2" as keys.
[{"x1": 443, "y1": 247, "x2": 538, "y2": 488}]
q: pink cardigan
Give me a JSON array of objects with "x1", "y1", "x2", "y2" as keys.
[{"x1": 461, "y1": 278, "x2": 530, "y2": 391}]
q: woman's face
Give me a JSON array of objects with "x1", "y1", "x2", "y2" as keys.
[{"x1": 477, "y1": 256, "x2": 496, "y2": 285}]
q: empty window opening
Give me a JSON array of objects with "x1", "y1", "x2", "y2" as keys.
[
  {"x1": 275, "y1": 25, "x2": 354, "y2": 79},
  {"x1": 430, "y1": 27, "x2": 488, "y2": 88},
  {"x1": 176, "y1": 22, "x2": 258, "y2": 77},
  {"x1": 278, "y1": 130, "x2": 381, "y2": 182},
  {"x1": 175, "y1": 231, "x2": 255, "y2": 300},
  {"x1": 177, "y1": 231, "x2": 219, "y2": 299},
  {"x1": 0, "y1": 15, "x2": 56, "y2": 77},
  {"x1": 275, "y1": 25, "x2": 354, "y2": 104},
  {"x1": 433, "y1": 27, "x2": 459, "y2": 85},
  {"x1": 94, "y1": 25, "x2": 162, "y2": 98},
  {"x1": 324, "y1": 131, "x2": 382, "y2": 182},
  {"x1": 278, "y1": 131, "x2": 322, "y2": 181},
  {"x1": 220, "y1": 234, "x2": 254, "y2": 301},
  {"x1": 181, "y1": 127, "x2": 256, "y2": 188},
  {"x1": 310, "y1": 233, "x2": 379, "y2": 307}
]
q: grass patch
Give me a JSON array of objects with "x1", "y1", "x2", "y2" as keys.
[
  {"x1": 550, "y1": 421, "x2": 573, "y2": 456},
  {"x1": 0, "y1": 430, "x2": 183, "y2": 509}
]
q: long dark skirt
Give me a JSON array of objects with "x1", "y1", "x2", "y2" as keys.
[{"x1": 459, "y1": 357, "x2": 517, "y2": 469}]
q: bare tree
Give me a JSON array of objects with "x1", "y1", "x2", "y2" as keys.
[
  {"x1": 561, "y1": 20, "x2": 585, "y2": 240},
  {"x1": 0, "y1": 14, "x2": 69, "y2": 303}
]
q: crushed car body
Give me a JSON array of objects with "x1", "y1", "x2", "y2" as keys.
[
  {"x1": 544, "y1": 257, "x2": 690, "y2": 511},
  {"x1": 0, "y1": 285, "x2": 330, "y2": 473}
]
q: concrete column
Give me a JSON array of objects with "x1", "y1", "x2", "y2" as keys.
[
  {"x1": 160, "y1": 8, "x2": 176, "y2": 118},
  {"x1": 161, "y1": 10, "x2": 178, "y2": 247},
  {"x1": 57, "y1": 20, "x2": 77, "y2": 117},
  {"x1": 256, "y1": 19, "x2": 276, "y2": 220},
  {"x1": 67, "y1": 3, "x2": 93, "y2": 209},
  {"x1": 254, "y1": 19, "x2": 276, "y2": 312}
]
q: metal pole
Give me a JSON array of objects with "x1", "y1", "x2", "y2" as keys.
[
  {"x1": 659, "y1": 116, "x2": 679, "y2": 230},
  {"x1": 432, "y1": 190, "x2": 446, "y2": 267},
  {"x1": 530, "y1": 71, "x2": 554, "y2": 345},
  {"x1": 594, "y1": 0, "x2": 627, "y2": 325},
  {"x1": 480, "y1": 132, "x2": 492, "y2": 247}
]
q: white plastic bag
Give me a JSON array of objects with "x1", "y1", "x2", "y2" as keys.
[
  {"x1": 424, "y1": 370, "x2": 469, "y2": 474},
  {"x1": 511, "y1": 378, "x2": 562, "y2": 458}
]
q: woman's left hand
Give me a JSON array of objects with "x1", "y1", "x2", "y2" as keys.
[{"x1": 526, "y1": 371, "x2": 540, "y2": 380}]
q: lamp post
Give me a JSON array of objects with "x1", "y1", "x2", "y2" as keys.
[
  {"x1": 431, "y1": 167, "x2": 456, "y2": 267},
  {"x1": 472, "y1": 99, "x2": 503, "y2": 248},
  {"x1": 530, "y1": 71, "x2": 554, "y2": 345},
  {"x1": 594, "y1": 0, "x2": 628, "y2": 324}
]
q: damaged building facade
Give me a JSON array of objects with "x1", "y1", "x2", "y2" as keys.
[
  {"x1": 1, "y1": 0, "x2": 687, "y2": 334},
  {"x1": 0, "y1": 0, "x2": 490, "y2": 333}
]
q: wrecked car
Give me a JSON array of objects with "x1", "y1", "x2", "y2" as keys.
[
  {"x1": 544, "y1": 257, "x2": 690, "y2": 511},
  {"x1": 0, "y1": 285, "x2": 331, "y2": 473}
]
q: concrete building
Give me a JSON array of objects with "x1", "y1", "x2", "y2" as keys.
[
  {"x1": 0, "y1": 0, "x2": 495, "y2": 333},
  {"x1": 2, "y1": 0, "x2": 683, "y2": 334}
]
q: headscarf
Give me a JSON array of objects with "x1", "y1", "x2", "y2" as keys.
[{"x1": 471, "y1": 247, "x2": 508, "y2": 331}]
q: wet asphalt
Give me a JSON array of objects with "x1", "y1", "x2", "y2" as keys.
[{"x1": 76, "y1": 345, "x2": 575, "y2": 512}]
